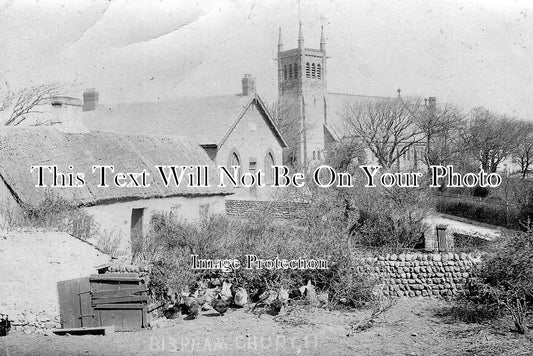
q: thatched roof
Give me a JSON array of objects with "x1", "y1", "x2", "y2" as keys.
[{"x1": 0, "y1": 127, "x2": 231, "y2": 208}]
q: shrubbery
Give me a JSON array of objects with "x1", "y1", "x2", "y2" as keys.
[
  {"x1": 141, "y1": 210, "x2": 377, "y2": 309},
  {"x1": 13, "y1": 190, "x2": 97, "y2": 240},
  {"x1": 459, "y1": 230, "x2": 533, "y2": 334}
]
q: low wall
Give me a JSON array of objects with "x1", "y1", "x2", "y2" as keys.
[
  {"x1": 225, "y1": 199, "x2": 309, "y2": 220},
  {"x1": 355, "y1": 252, "x2": 482, "y2": 298}
]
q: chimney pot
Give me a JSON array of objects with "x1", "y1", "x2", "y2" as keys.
[
  {"x1": 242, "y1": 75, "x2": 255, "y2": 96},
  {"x1": 83, "y1": 88, "x2": 99, "y2": 111}
]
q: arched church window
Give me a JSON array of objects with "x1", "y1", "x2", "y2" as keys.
[
  {"x1": 306, "y1": 62, "x2": 310, "y2": 78},
  {"x1": 229, "y1": 151, "x2": 241, "y2": 172},
  {"x1": 311, "y1": 63, "x2": 316, "y2": 78},
  {"x1": 283, "y1": 65, "x2": 288, "y2": 80},
  {"x1": 288, "y1": 64, "x2": 293, "y2": 79},
  {"x1": 265, "y1": 151, "x2": 275, "y2": 184},
  {"x1": 317, "y1": 64, "x2": 321, "y2": 79},
  {"x1": 293, "y1": 63, "x2": 298, "y2": 78}
]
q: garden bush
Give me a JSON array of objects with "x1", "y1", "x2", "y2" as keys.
[
  {"x1": 141, "y1": 210, "x2": 378, "y2": 309},
  {"x1": 459, "y1": 230, "x2": 533, "y2": 334}
]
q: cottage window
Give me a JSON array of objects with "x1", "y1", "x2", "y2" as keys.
[
  {"x1": 249, "y1": 158, "x2": 257, "y2": 172},
  {"x1": 306, "y1": 62, "x2": 310, "y2": 78}
]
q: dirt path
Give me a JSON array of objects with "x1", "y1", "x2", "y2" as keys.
[{"x1": 1, "y1": 298, "x2": 531, "y2": 356}]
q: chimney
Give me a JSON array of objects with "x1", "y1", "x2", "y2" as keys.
[
  {"x1": 83, "y1": 88, "x2": 99, "y2": 112},
  {"x1": 428, "y1": 97, "x2": 436, "y2": 108},
  {"x1": 241, "y1": 74, "x2": 255, "y2": 96}
]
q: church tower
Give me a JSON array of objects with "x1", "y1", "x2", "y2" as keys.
[{"x1": 277, "y1": 25, "x2": 328, "y2": 169}]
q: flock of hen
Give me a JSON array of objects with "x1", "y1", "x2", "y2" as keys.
[{"x1": 162, "y1": 280, "x2": 321, "y2": 321}]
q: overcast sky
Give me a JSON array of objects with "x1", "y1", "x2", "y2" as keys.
[{"x1": 0, "y1": 0, "x2": 531, "y2": 118}]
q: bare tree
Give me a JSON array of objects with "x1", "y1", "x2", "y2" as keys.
[
  {"x1": 1, "y1": 83, "x2": 64, "y2": 126},
  {"x1": 414, "y1": 100, "x2": 467, "y2": 169},
  {"x1": 467, "y1": 107, "x2": 520, "y2": 173},
  {"x1": 514, "y1": 120, "x2": 533, "y2": 179},
  {"x1": 342, "y1": 97, "x2": 424, "y2": 168}
]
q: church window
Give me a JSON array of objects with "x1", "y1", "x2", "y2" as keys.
[
  {"x1": 265, "y1": 152, "x2": 275, "y2": 184},
  {"x1": 283, "y1": 65, "x2": 288, "y2": 80},
  {"x1": 288, "y1": 64, "x2": 293, "y2": 79},
  {"x1": 229, "y1": 151, "x2": 241, "y2": 177},
  {"x1": 317, "y1": 64, "x2": 321, "y2": 79},
  {"x1": 311, "y1": 63, "x2": 316, "y2": 78},
  {"x1": 306, "y1": 62, "x2": 310, "y2": 78},
  {"x1": 294, "y1": 63, "x2": 298, "y2": 78}
]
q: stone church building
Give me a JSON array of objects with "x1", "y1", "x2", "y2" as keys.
[
  {"x1": 277, "y1": 25, "x2": 421, "y2": 171},
  {"x1": 79, "y1": 78, "x2": 287, "y2": 199}
]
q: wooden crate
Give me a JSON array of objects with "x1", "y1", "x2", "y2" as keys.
[
  {"x1": 89, "y1": 274, "x2": 148, "y2": 331},
  {"x1": 57, "y1": 273, "x2": 149, "y2": 331}
]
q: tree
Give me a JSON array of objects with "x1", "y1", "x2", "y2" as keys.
[
  {"x1": 514, "y1": 120, "x2": 533, "y2": 179},
  {"x1": 1, "y1": 83, "x2": 64, "y2": 126},
  {"x1": 414, "y1": 99, "x2": 467, "y2": 169},
  {"x1": 467, "y1": 107, "x2": 520, "y2": 173},
  {"x1": 342, "y1": 97, "x2": 424, "y2": 168}
]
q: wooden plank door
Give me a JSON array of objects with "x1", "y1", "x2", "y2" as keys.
[
  {"x1": 131, "y1": 208, "x2": 145, "y2": 252},
  {"x1": 57, "y1": 277, "x2": 94, "y2": 328}
]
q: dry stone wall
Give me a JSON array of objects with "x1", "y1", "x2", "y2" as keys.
[{"x1": 355, "y1": 252, "x2": 482, "y2": 298}]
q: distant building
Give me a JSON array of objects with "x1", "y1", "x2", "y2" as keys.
[
  {"x1": 81, "y1": 76, "x2": 287, "y2": 198},
  {"x1": 0, "y1": 127, "x2": 230, "y2": 256}
]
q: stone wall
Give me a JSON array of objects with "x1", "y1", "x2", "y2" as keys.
[
  {"x1": 355, "y1": 252, "x2": 482, "y2": 298},
  {"x1": 225, "y1": 199, "x2": 309, "y2": 220}
]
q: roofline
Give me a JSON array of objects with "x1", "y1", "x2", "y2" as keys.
[
  {"x1": 217, "y1": 93, "x2": 288, "y2": 149},
  {"x1": 78, "y1": 191, "x2": 233, "y2": 208},
  {"x1": 254, "y1": 94, "x2": 288, "y2": 148},
  {"x1": 323, "y1": 123, "x2": 341, "y2": 142}
]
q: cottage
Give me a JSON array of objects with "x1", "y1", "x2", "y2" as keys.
[
  {"x1": 81, "y1": 76, "x2": 287, "y2": 198},
  {"x1": 0, "y1": 127, "x2": 231, "y2": 256}
]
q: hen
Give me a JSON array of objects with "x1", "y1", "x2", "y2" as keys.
[
  {"x1": 187, "y1": 300, "x2": 200, "y2": 319},
  {"x1": 211, "y1": 295, "x2": 230, "y2": 316},
  {"x1": 0, "y1": 314, "x2": 11, "y2": 337}
]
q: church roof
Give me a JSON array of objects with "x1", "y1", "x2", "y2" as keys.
[
  {"x1": 0, "y1": 127, "x2": 231, "y2": 208},
  {"x1": 82, "y1": 94, "x2": 287, "y2": 148}
]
